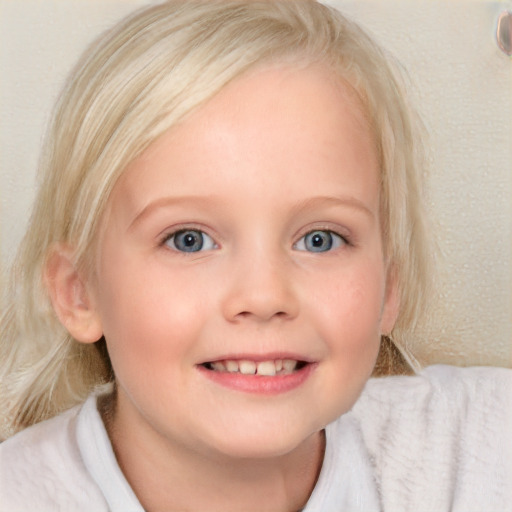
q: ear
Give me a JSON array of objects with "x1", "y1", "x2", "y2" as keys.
[
  {"x1": 44, "y1": 244, "x2": 103, "y2": 343},
  {"x1": 380, "y1": 265, "x2": 400, "y2": 335}
]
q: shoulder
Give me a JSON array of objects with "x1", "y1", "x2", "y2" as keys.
[
  {"x1": 0, "y1": 398, "x2": 108, "y2": 512},
  {"x1": 350, "y1": 365, "x2": 512, "y2": 511},
  {"x1": 357, "y1": 364, "x2": 511, "y2": 416},
  {"x1": 354, "y1": 364, "x2": 512, "y2": 428}
]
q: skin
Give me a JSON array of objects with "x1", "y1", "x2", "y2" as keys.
[{"x1": 51, "y1": 63, "x2": 399, "y2": 511}]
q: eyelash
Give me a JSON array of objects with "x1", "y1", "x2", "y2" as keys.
[{"x1": 159, "y1": 227, "x2": 350, "y2": 254}]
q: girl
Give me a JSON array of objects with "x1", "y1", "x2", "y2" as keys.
[{"x1": 1, "y1": 1, "x2": 510, "y2": 511}]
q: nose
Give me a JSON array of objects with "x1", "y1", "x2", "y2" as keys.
[{"x1": 221, "y1": 249, "x2": 300, "y2": 323}]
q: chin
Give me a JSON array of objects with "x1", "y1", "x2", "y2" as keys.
[{"x1": 203, "y1": 422, "x2": 321, "y2": 461}]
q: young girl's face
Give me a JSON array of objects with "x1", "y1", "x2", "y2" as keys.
[{"x1": 85, "y1": 63, "x2": 398, "y2": 460}]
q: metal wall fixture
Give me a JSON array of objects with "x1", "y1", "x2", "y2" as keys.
[{"x1": 496, "y1": 10, "x2": 512, "y2": 56}]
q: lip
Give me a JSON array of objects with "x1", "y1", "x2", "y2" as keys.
[
  {"x1": 196, "y1": 360, "x2": 317, "y2": 395},
  {"x1": 198, "y1": 352, "x2": 316, "y2": 364}
]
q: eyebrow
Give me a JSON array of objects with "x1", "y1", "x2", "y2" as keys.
[
  {"x1": 127, "y1": 195, "x2": 219, "y2": 230},
  {"x1": 128, "y1": 193, "x2": 375, "y2": 230},
  {"x1": 290, "y1": 195, "x2": 375, "y2": 219}
]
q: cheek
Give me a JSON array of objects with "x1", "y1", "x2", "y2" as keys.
[
  {"x1": 311, "y1": 263, "x2": 385, "y2": 354},
  {"x1": 298, "y1": 265, "x2": 385, "y2": 424},
  {"x1": 94, "y1": 257, "x2": 209, "y2": 379}
]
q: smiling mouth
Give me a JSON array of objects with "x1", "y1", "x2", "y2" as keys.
[{"x1": 201, "y1": 359, "x2": 308, "y2": 376}]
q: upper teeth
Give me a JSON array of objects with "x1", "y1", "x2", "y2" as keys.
[{"x1": 209, "y1": 359, "x2": 299, "y2": 376}]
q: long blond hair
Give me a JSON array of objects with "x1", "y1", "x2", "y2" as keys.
[{"x1": 0, "y1": 0, "x2": 432, "y2": 437}]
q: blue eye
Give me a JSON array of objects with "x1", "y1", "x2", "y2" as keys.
[
  {"x1": 294, "y1": 230, "x2": 345, "y2": 253},
  {"x1": 164, "y1": 229, "x2": 216, "y2": 252}
]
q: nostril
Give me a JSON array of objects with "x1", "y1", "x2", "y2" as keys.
[{"x1": 234, "y1": 309, "x2": 289, "y2": 321}]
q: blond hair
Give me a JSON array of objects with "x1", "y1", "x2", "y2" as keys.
[{"x1": 0, "y1": 0, "x2": 432, "y2": 437}]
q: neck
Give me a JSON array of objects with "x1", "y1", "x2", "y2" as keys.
[{"x1": 100, "y1": 393, "x2": 325, "y2": 512}]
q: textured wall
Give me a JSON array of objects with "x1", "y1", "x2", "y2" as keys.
[
  {"x1": 326, "y1": 0, "x2": 512, "y2": 367},
  {"x1": 1, "y1": 0, "x2": 511, "y2": 367}
]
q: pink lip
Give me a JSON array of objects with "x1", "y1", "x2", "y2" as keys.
[
  {"x1": 197, "y1": 362, "x2": 317, "y2": 395},
  {"x1": 199, "y1": 352, "x2": 315, "y2": 364}
]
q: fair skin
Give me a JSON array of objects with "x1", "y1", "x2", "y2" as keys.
[{"x1": 48, "y1": 63, "x2": 399, "y2": 511}]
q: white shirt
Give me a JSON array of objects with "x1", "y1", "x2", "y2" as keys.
[{"x1": 1, "y1": 365, "x2": 511, "y2": 511}]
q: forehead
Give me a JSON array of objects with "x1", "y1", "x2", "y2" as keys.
[{"x1": 108, "y1": 63, "x2": 379, "y2": 218}]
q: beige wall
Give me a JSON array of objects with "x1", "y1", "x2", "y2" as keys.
[{"x1": 1, "y1": 0, "x2": 511, "y2": 367}]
